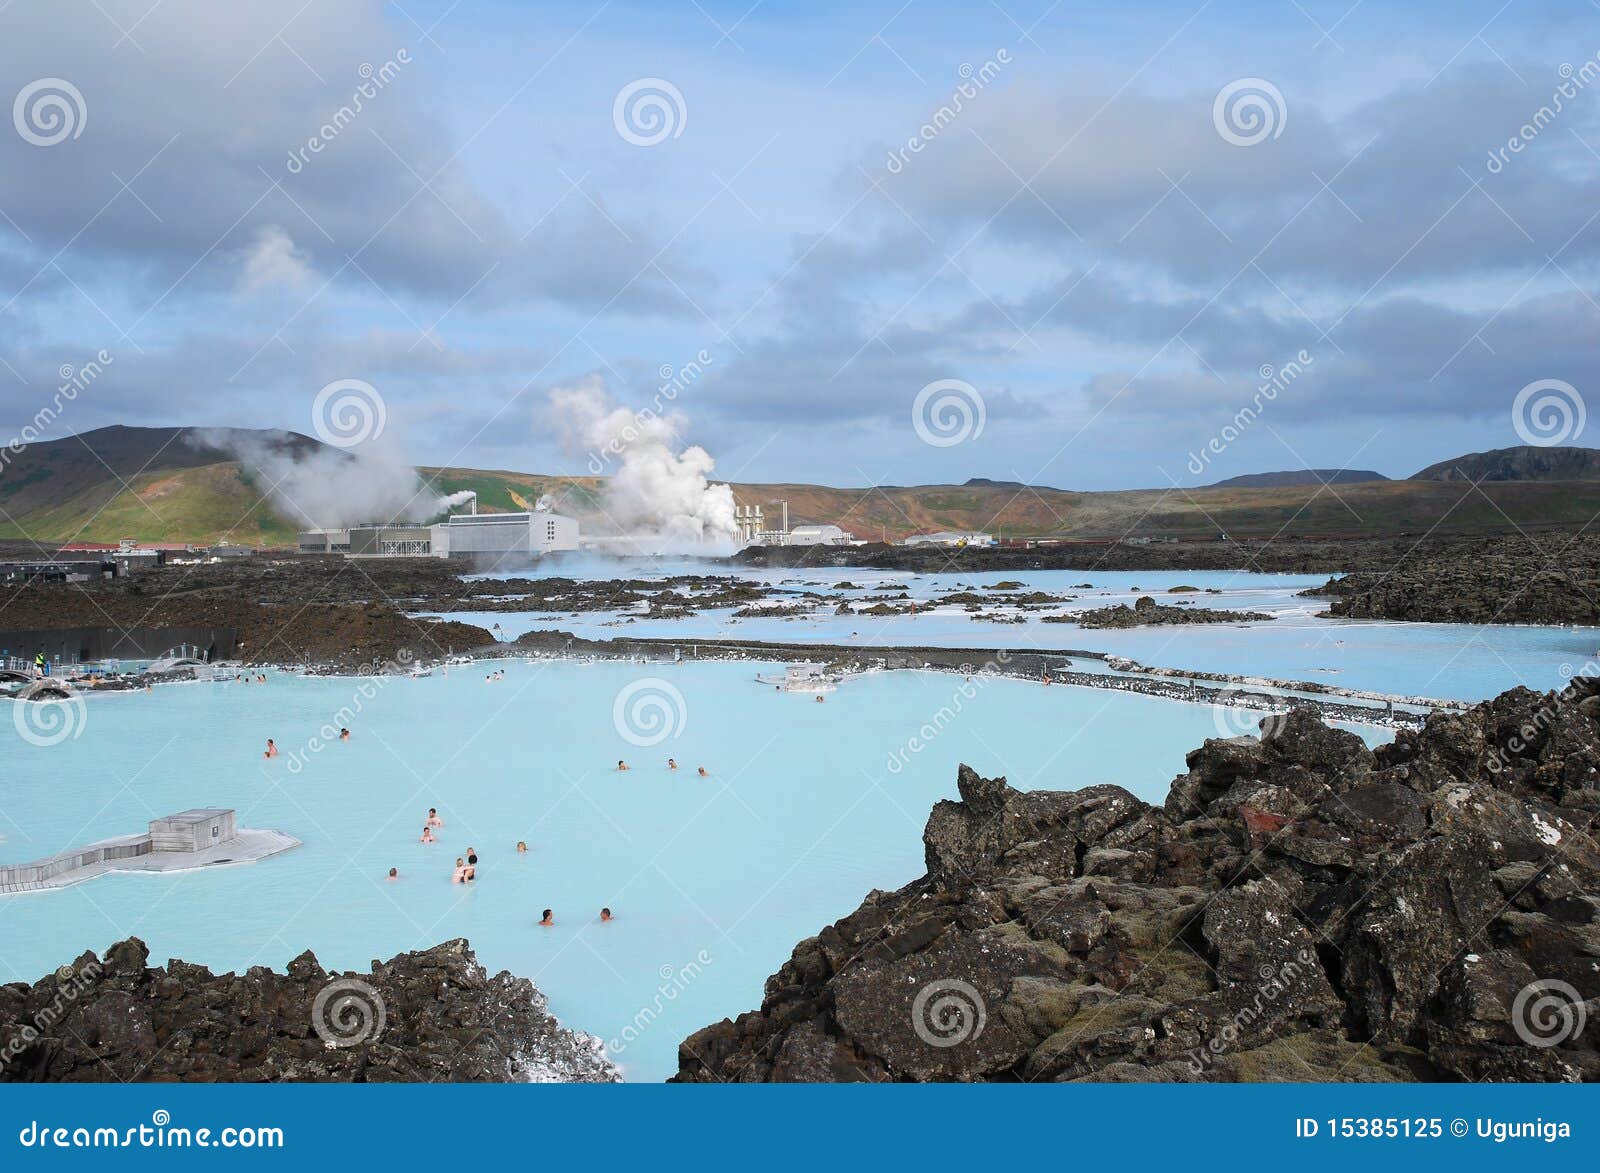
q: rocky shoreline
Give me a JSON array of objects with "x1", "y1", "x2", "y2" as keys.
[
  {"x1": 1308, "y1": 534, "x2": 1600, "y2": 626},
  {"x1": 0, "y1": 938, "x2": 619, "y2": 1082},
  {"x1": 1059, "y1": 595, "x2": 1275, "y2": 628},
  {"x1": 673, "y1": 676, "x2": 1600, "y2": 1082},
  {"x1": 513, "y1": 630, "x2": 1459, "y2": 729}
]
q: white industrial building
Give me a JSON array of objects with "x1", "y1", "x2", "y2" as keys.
[
  {"x1": 784, "y1": 524, "x2": 854, "y2": 546},
  {"x1": 901, "y1": 530, "x2": 995, "y2": 547},
  {"x1": 444, "y1": 510, "x2": 579, "y2": 565},
  {"x1": 302, "y1": 501, "x2": 579, "y2": 567}
]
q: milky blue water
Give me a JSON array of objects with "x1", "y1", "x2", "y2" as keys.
[
  {"x1": 0, "y1": 660, "x2": 1390, "y2": 1082},
  {"x1": 6, "y1": 563, "x2": 1591, "y2": 1082},
  {"x1": 448, "y1": 565, "x2": 1599, "y2": 701}
]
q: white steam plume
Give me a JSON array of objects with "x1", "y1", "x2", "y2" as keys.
[
  {"x1": 190, "y1": 427, "x2": 472, "y2": 528},
  {"x1": 545, "y1": 375, "x2": 737, "y2": 550}
]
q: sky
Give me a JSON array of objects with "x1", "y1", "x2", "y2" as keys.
[{"x1": 1, "y1": 0, "x2": 1598, "y2": 491}]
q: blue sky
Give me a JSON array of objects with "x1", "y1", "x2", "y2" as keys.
[{"x1": 2, "y1": 0, "x2": 1598, "y2": 489}]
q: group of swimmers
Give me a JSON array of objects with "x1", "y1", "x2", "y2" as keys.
[
  {"x1": 619, "y1": 758, "x2": 709, "y2": 777},
  {"x1": 408, "y1": 807, "x2": 615, "y2": 926},
  {"x1": 262, "y1": 728, "x2": 347, "y2": 759}
]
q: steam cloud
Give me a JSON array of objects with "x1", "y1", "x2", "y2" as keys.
[
  {"x1": 191, "y1": 427, "x2": 466, "y2": 528},
  {"x1": 545, "y1": 375, "x2": 737, "y2": 549}
]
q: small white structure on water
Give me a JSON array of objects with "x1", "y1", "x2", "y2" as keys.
[
  {"x1": 0, "y1": 809, "x2": 299, "y2": 894},
  {"x1": 901, "y1": 530, "x2": 995, "y2": 547},
  {"x1": 755, "y1": 663, "x2": 839, "y2": 693}
]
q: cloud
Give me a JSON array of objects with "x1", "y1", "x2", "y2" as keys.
[{"x1": 238, "y1": 225, "x2": 312, "y2": 292}]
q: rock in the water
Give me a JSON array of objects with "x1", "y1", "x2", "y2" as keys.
[
  {"x1": 674, "y1": 682, "x2": 1600, "y2": 1083},
  {"x1": 0, "y1": 938, "x2": 619, "y2": 1083}
]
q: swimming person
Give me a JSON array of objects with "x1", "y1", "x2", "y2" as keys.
[
  {"x1": 516, "y1": 841, "x2": 528, "y2": 853},
  {"x1": 263, "y1": 739, "x2": 278, "y2": 759},
  {"x1": 697, "y1": 766, "x2": 708, "y2": 777},
  {"x1": 452, "y1": 858, "x2": 466, "y2": 883},
  {"x1": 599, "y1": 907, "x2": 613, "y2": 922},
  {"x1": 466, "y1": 847, "x2": 479, "y2": 870},
  {"x1": 667, "y1": 757, "x2": 678, "y2": 770},
  {"x1": 387, "y1": 867, "x2": 399, "y2": 881},
  {"x1": 617, "y1": 760, "x2": 630, "y2": 771},
  {"x1": 539, "y1": 909, "x2": 554, "y2": 926},
  {"x1": 421, "y1": 826, "x2": 436, "y2": 844},
  {"x1": 426, "y1": 808, "x2": 444, "y2": 828},
  {"x1": 339, "y1": 727, "x2": 350, "y2": 741}
]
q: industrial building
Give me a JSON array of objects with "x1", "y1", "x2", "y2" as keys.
[
  {"x1": 784, "y1": 524, "x2": 854, "y2": 546},
  {"x1": 301, "y1": 502, "x2": 579, "y2": 567},
  {"x1": 444, "y1": 510, "x2": 579, "y2": 566},
  {"x1": 732, "y1": 500, "x2": 858, "y2": 547},
  {"x1": 296, "y1": 529, "x2": 351, "y2": 554},
  {"x1": 901, "y1": 531, "x2": 995, "y2": 547}
]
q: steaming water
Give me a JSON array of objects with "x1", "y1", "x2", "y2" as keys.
[
  {"x1": 445, "y1": 566, "x2": 1599, "y2": 701},
  {"x1": 1, "y1": 661, "x2": 1384, "y2": 1082}
]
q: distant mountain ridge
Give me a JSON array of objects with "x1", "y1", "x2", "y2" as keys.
[
  {"x1": 7, "y1": 426, "x2": 1600, "y2": 545},
  {"x1": 1205, "y1": 469, "x2": 1389, "y2": 489},
  {"x1": 1410, "y1": 445, "x2": 1600, "y2": 483}
]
